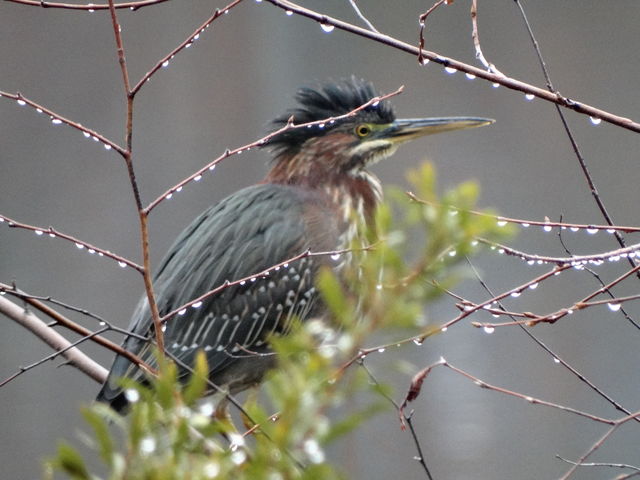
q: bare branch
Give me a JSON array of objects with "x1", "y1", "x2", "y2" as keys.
[
  {"x1": 144, "y1": 87, "x2": 403, "y2": 213},
  {"x1": 4, "y1": 0, "x2": 171, "y2": 10},
  {"x1": 264, "y1": 0, "x2": 640, "y2": 133},
  {"x1": 131, "y1": 0, "x2": 246, "y2": 95},
  {"x1": 0, "y1": 295, "x2": 108, "y2": 385},
  {"x1": 0, "y1": 214, "x2": 143, "y2": 272},
  {"x1": 0, "y1": 90, "x2": 124, "y2": 155}
]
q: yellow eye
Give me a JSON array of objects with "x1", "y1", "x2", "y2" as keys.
[{"x1": 355, "y1": 124, "x2": 371, "y2": 138}]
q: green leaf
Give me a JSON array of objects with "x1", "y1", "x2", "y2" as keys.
[
  {"x1": 183, "y1": 350, "x2": 208, "y2": 406},
  {"x1": 54, "y1": 442, "x2": 91, "y2": 480},
  {"x1": 81, "y1": 407, "x2": 113, "y2": 466}
]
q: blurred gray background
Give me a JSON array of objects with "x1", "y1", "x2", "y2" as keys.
[{"x1": 2, "y1": 1, "x2": 640, "y2": 478}]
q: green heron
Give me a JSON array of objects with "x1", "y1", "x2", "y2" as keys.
[{"x1": 96, "y1": 77, "x2": 492, "y2": 411}]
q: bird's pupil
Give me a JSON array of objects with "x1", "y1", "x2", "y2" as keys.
[{"x1": 357, "y1": 125, "x2": 370, "y2": 137}]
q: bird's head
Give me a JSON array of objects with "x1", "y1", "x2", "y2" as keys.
[{"x1": 264, "y1": 77, "x2": 493, "y2": 182}]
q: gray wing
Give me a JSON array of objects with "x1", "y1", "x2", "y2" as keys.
[{"x1": 96, "y1": 183, "x2": 339, "y2": 410}]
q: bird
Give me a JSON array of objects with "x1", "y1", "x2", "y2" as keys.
[{"x1": 96, "y1": 77, "x2": 492, "y2": 412}]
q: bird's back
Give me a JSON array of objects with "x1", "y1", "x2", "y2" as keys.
[{"x1": 97, "y1": 183, "x2": 341, "y2": 411}]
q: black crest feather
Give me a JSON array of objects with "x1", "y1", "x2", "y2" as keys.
[{"x1": 265, "y1": 77, "x2": 396, "y2": 156}]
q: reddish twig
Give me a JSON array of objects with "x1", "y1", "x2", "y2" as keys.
[
  {"x1": 399, "y1": 359, "x2": 616, "y2": 429},
  {"x1": 161, "y1": 244, "x2": 376, "y2": 324},
  {"x1": 144, "y1": 86, "x2": 403, "y2": 213},
  {"x1": 406, "y1": 192, "x2": 640, "y2": 233},
  {"x1": 4, "y1": 0, "x2": 171, "y2": 10},
  {"x1": 107, "y1": 0, "x2": 164, "y2": 353},
  {"x1": 131, "y1": 0, "x2": 246, "y2": 95},
  {"x1": 0, "y1": 91, "x2": 124, "y2": 155},
  {"x1": 559, "y1": 410, "x2": 640, "y2": 480},
  {"x1": 0, "y1": 214, "x2": 142, "y2": 272},
  {"x1": 264, "y1": 0, "x2": 640, "y2": 133},
  {"x1": 0, "y1": 296, "x2": 109, "y2": 386}
]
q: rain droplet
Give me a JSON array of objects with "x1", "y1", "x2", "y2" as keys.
[
  {"x1": 413, "y1": 338, "x2": 423, "y2": 346},
  {"x1": 510, "y1": 291, "x2": 521, "y2": 298},
  {"x1": 178, "y1": 308, "x2": 187, "y2": 315},
  {"x1": 140, "y1": 437, "x2": 156, "y2": 454},
  {"x1": 529, "y1": 282, "x2": 539, "y2": 290},
  {"x1": 75, "y1": 243, "x2": 84, "y2": 249},
  {"x1": 209, "y1": 164, "x2": 216, "y2": 171},
  {"x1": 444, "y1": 66, "x2": 457, "y2": 74},
  {"x1": 104, "y1": 144, "x2": 112, "y2": 150},
  {"x1": 606, "y1": 228, "x2": 615, "y2": 234},
  {"x1": 607, "y1": 302, "x2": 621, "y2": 312},
  {"x1": 521, "y1": 223, "x2": 530, "y2": 228},
  {"x1": 497, "y1": 220, "x2": 508, "y2": 227},
  {"x1": 203, "y1": 462, "x2": 220, "y2": 479},
  {"x1": 492, "y1": 83, "x2": 500, "y2": 88},
  {"x1": 16, "y1": 99, "x2": 26, "y2": 106},
  {"x1": 586, "y1": 227, "x2": 598, "y2": 234},
  {"x1": 51, "y1": 118, "x2": 62, "y2": 125},
  {"x1": 83, "y1": 131, "x2": 91, "y2": 138},
  {"x1": 88, "y1": 249, "x2": 95, "y2": 254},
  {"x1": 194, "y1": 175, "x2": 202, "y2": 182},
  {"x1": 377, "y1": 347, "x2": 386, "y2": 353},
  {"x1": 176, "y1": 186, "x2": 183, "y2": 193},
  {"x1": 286, "y1": 10, "x2": 293, "y2": 16},
  {"x1": 35, "y1": 230, "x2": 43, "y2": 236},
  {"x1": 570, "y1": 226, "x2": 580, "y2": 232},
  {"x1": 192, "y1": 301, "x2": 203, "y2": 308},
  {"x1": 36, "y1": 108, "x2": 43, "y2": 113},
  {"x1": 448, "y1": 250, "x2": 457, "y2": 257},
  {"x1": 465, "y1": 72, "x2": 476, "y2": 80},
  {"x1": 483, "y1": 326, "x2": 495, "y2": 334},
  {"x1": 162, "y1": 60, "x2": 169, "y2": 68},
  {"x1": 165, "y1": 193, "x2": 173, "y2": 199},
  {"x1": 441, "y1": 326, "x2": 448, "y2": 332},
  {"x1": 87, "y1": 3, "x2": 95, "y2": 12},
  {"x1": 118, "y1": 261, "x2": 127, "y2": 268},
  {"x1": 320, "y1": 23, "x2": 335, "y2": 33},
  {"x1": 589, "y1": 116, "x2": 601, "y2": 125},
  {"x1": 524, "y1": 396, "x2": 534, "y2": 403},
  {"x1": 376, "y1": 284, "x2": 383, "y2": 290},
  {"x1": 98, "y1": 321, "x2": 106, "y2": 326},
  {"x1": 525, "y1": 93, "x2": 535, "y2": 101},
  {"x1": 543, "y1": 224, "x2": 553, "y2": 232},
  {"x1": 124, "y1": 388, "x2": 140, "y2": 403}
]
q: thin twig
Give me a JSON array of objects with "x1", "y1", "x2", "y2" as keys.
[
  {"x1": 5, "y1": 0, "x2": 171, "y2": 10},
  {"x1": 469, "y1": 0, "x2": 503, "y2": 75},
  {"x1": 513, "y1": 0, "x2": 637, "y2": 275},
  {"x1": 465, "y1": 258, "x2": 640, "y2": 422},
  {"x1": 359, "y1": 360, "x2": 433, "y2": 480},
  {"x1": 106, "y1": 0, "x2": 164, "y2": 353},
  {"x1": 0, "y1": 296, "x2": 108, "y2": 385},
  {"x1": 161, "y1": 244, "x2": 376, "y2": 324},
  {"x1": 264, "y1": 0, "x2": 640, "y2": 133},
  {"x1": 144, "y1": 87, "x2": 403, "y2": 213},
  {"x1": 559, "y1": 410, "x2": 640, "y2": 480},
  {"x1": 131, "y1": 0, "x2": 246, "y2": 95},
  {"x1": 0, "y1": 214, "x2": 143, "y2": 272},
  {"x1": 346, "y1": 0, "x2": 379, "y2": 33},
  {"x1": 0, "y1": 291, "x2": 154, "y2": 375},
  {"x1": 0, "y1": 91, "x2": 125, "y2": 155}
]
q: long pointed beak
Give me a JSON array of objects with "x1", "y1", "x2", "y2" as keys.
[{"x1": 383, "y1": 117, "x2": 494, "y2": 144}]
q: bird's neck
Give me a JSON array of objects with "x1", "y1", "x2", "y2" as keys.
[{"x1": 265, "y1": 159, "x2": 383, "y2": 227}]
